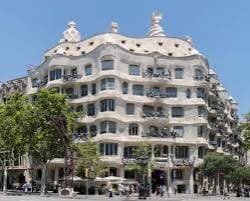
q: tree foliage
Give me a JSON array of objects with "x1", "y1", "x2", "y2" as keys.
[
  {"x1": 0, "y1": 93, "x2": 33, "y2": 168},
  {"x1": 241, "y1": 112, "x2": 250, "y2": 150},
  {"x1": 74, "y1": 140, "x2": 105, "y2": 179}
]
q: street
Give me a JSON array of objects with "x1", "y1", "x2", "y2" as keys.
[{"x1": 0, "y1": 194, "x2": 249, "y2": 201}]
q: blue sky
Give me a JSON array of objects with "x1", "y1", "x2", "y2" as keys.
[{"x1": 0, "y1": 0, "x2": 249, "y2": 116}]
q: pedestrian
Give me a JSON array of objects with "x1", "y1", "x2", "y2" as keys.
[
  {"x1": 160, "y1": 185, "x2": 165, "y2": 197},
  {"x1": 174, "y1": 185, "x2": 177, "y2": 195},
  {"x1": 223, "y1": 187, "x2": 229, "y2": 199}
]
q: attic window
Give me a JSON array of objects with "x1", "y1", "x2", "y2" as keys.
[
  {"x1": 158, "y1": 42, "x2": 163, "y2": 46},
  {"x1": 76, "y1": 46, "x2": 81, "y2": 50},
  {"x1": 65, "y1": 47, "x2": 69, "y2": 50},
  {"x1": 136, "y1": 44, "x2": 141, "y2": 47},
  {"x1": 175, "y1": 44, "x2": 179, "y2": 48},
  {"x1": 168, "y1": 53, "x2": 173, "y2": 56},
  {"x1": 121, "y1": 40, "x2": 126, "y2": 44},
  {"x1": 81, "y1": 51, "x2": 85, "y2": 55},
  {"x1": 54, "y1": 50, "x2": 57, "y2": 53},
  {"x1": 89, "y1": 42, "x2": 94, "y2": 46},
  {"x1": 130, "y1": 49, "x2": 134, "y2": 52},
  {"x1": 188, "y1": 48, "x2": 192, "y2": 51},
  {"x1": 144, "y1": 50, "x2": 149, "y2": 53}
]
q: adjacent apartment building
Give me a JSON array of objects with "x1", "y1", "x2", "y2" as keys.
[{"x1": 0, "y1": 12, "x2": 244, "y2": 193}]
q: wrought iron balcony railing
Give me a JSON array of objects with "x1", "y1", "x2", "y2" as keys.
[
  {"x1": 63, "y1": 73, "x2": 82, "y2": 81},
  {"x1": 143, "y1": 71, "x2": 171, "y2": 79},
  {"x1": 172, "y1": 158, "x2": 193, "y2": 166},
  {"x1": 142, "y1": 111, "x2": 168, "y2": 118},
  {"x1": 142, "y1": 129, "x2": 177, "y2": 138}
]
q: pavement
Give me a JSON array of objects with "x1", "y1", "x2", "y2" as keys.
[{"x1": 0, "y1": 193, "x2": 249, "y2": 201}]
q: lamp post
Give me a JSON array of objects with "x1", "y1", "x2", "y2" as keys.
[{"x1": 136, "y1": 151, "x2": 149, "y2": 200}]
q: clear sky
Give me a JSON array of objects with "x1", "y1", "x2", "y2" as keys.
[{"x1": 0, "y1": 0, "x2": 249, "y2": 117}]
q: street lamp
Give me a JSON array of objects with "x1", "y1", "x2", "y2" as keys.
[{"x1": 136, "y1": 151, "x2": 149, "y2": 200}]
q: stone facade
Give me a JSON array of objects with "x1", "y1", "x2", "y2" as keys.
[{"x1": 0, "y1": 13, "x2": 244, "y2": 193}]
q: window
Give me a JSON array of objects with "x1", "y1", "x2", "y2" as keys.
[
  {"x1": 81, "y1": 85, "x2": 88, "y2": 97},
  {"x1": 89, "y1": 125, "x2": 97, "y2": 137},
  {"x1": 175, "y1": 68, "x2": 183, "y2": 79},
  {"x1": 172, "y1": 169, "x2": 183, "y2": 180},
  {"x1": 129, "y1": 123, "x2": 138, "y2": 135},
  {"x1": 77, "y1": 125, "x2": 88, "y2": 134},
  {"x1": 101, "y1": 78, "x2": 115, "y2": 90},
  {"x1": 173, "y1": 126, "x2": 184, "y2": 137},
  {"x1": 124, "y1": 146, "x2": 136, "y2": 158},
  {"x1": 198, "y1": 146, "x2": 205, "y2": 158},
  {"x1": 76, "y1": 105, "x2": 84, "y2": 113},
  {"x1": 166, "y1": 87, "x2": 177, "y2": 98},
  {"x1": 91, "y1": 83, "x2": 96, "y2": 95},
  {"x1": 154, "y1": 145, "x2": 168, "y2": 157},
  {"x1": 175, "y1": 146, "x2": 189, "y2": 158},
  {"x1": 101, "y1": 60, "x2": 114, "y2": 70},
  {"x1": 85, "y1": 64, "x2": 92, "y2": 76},
  {"x1": 32, "y1": 78, "x2": 39, "y2": 88},
  {"x1": 100, "y1": 121, "x2": 117, "y2": 133},
  {"x1": 155, "y1": 67, "x2": 165, "y2": 75},
  {"x1": 122, "y1": 82, "x2": 128, "y2": 94},
  {"x1": 143, "y1": 105, "x2": 154, "y2": 115},
  {"x1": 197, "y1": 88, "x2": 206, "y2": 99},
  {"x1": 71, "y1": 68, "x2": 77, "y2": 75},
  {"x1": 50, "y1": 69, "x2": 62, "y2": 81},
  {"x1": 125, "y1": 170, "x2": 136, "y2": 179},
  {"x1": 194, "y1": 69, "x2": 204, "y2": 80},
  {"x1": 186, "y1": 89, "x2": 191, "y2": 99},
  {"x1": 100, "y1": 99, "x2": 115, "y2": 112},
  {"x1": 198, "y1": 106, "x2": 205, "y2": 117},
  {"x1": 172, "y1": 107, "x2": 184, "y2": 118},
  {"x1": 126, "y1": 103, "x2": 135, "y2": 115},
  {"x1": 100, "y1": 143, "x2": 118, "y2": 156},
  {"x1": 132, "y1": 85, "x2": 144, "y2": 96},
  {"x1": 197, "y1": 125, "x2": 206, "y2": 137},
  {"x1": 65, "y1": 88, "x2": 74, "y2": 97},
  {"x1": 87, "y1": 104, "x2": 95, "y2": 116},
  {"x1": 129, "y1": 64, "x2": 140, "y2": 76}
]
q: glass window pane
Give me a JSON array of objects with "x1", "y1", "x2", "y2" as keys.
[
  {"x1": 175, "y1": 68, "x2": 183, "y2": 79},
  {"x1": 102, "y1": 60, "x2": 114, "y2": 70},
  {"x1": 85, "y1": 64, "x2": 92, "y2": 76},
  {"x1": 133, "y1": 85, "x2": 144, "y2": 96},
  {"x1": 126, "y1": 103, "x2": 135, "y2": 114},
  {"x1": 129, "y1": 65, "x2": 140, "y2": 75}
]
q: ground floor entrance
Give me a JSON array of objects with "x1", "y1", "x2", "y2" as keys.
[{"x1": 151, "y1": 170, "x2": 166, "y2": 193}]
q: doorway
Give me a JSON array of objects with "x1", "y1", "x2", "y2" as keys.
[{"x1": 151, "y1": 170, "x2": 166, "y2": 193}]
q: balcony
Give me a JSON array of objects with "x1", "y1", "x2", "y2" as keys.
[
  {"x1": 143, "y1": 70, "x2": 171, "y2": 79},
  {"x1": 63, "y1": 73, "x2": 82, "y2": 81},
  {"x1": 209, "y1": 140, "x2": 218, "y2": 147},
  {"x1": 172, "y1": 158, "x2": 193, "y2": 167},
  {"x1": 142, "y1": 128, "x2": 177, "y2": 138},
  {"x1": 73, "y1": 132, "x2": 88, "y2": 142},
  {"x1": 67, "y1": 93, "x2": 79, "y2": 99},
  {"x1": 209, "y1": 88, "x2": 219, "y2": 98},
  {"x1": 142, "y1": 111, "x2": 168, "y2": 118},
  {"x1": 146, "y1": 89, "x2": 166, "y2": 98},
  {"x1": 193, "y1": 75, "x2": 209, "y2": 81},
  {"x1": 122, "y1": 158, "x2": 136, "y2": 165}
]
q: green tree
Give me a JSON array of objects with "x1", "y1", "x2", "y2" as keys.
[
  {"x1": 241, "y1": 112, "x2": 250, "y2": 150},
  {"x1": 29, "y1": 88, "x2": 75, "y2": 196},
  {"x1": 0, "y1": 93, "x2": 33, "y2": 194},
  {"x1": 74, "y1": 140, "x2": 105, "y2": 179},
  {"x1": 201, "y1": 152, "x2": 241, "y2": 193}
]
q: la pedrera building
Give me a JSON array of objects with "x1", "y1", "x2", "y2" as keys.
[{"x1": 0, "y1": 12, "x2": 244, "y2": 193}]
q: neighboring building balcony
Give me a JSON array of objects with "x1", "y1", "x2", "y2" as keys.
[
  {"x1": 142, "y1": 128, "x2": 177, "y2": 138},
  {"x1": 142, "y1": 70, "x2": 171, "y2": 79},
  {"x1": 63, "y1": 73, "x2": 82, "y2": 81}
]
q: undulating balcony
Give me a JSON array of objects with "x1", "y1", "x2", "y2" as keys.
[
  {"x1": 193, "y1": 75, "x2": 209, "y2": 82},
  {"x1": 142, "y1": 111, "x2": 168, "y2": 118},
  {"x1": 122, "y1": 158, "x2": 136, "y2": 165},
  {"x1": 142, "y1": 128, "x2": 177, "y2": 138},
  {"x1": 172, "y1": 158, "x2": 193, "y2": 167},
  {"x1": 73, "y1": 132, "x2": 96, "y2": 142},
  {"x1": 67, "y1": 93, "x2": 79, "y2": 99},
  {"x1": 63, "y1": 73, "x2": 82, "y2": 81},
  {"x1": 142, "y1": 70, "x2": 171, "y2": 79}
]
